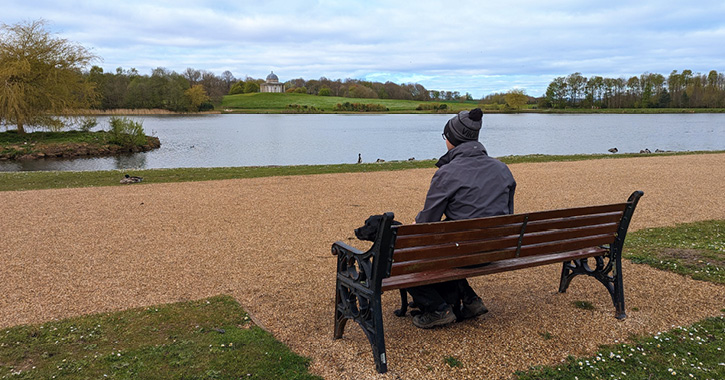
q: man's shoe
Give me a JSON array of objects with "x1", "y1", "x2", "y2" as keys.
[
  {"x1": 412, "y1": 305, "x2": 456, "y2": 329},
  {"x1": 461, "y1": 297, "x2": 488, "y2": 320}
]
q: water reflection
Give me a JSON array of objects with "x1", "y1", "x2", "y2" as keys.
[
  {"x1": 113, "y1": 153, "x2": 147, "y2": 170},
  {"x1": 1, "y1": 113, "x2": 723, "y2": 172}
]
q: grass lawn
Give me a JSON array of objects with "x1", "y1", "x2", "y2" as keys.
[
  {"x1": 515, "y1": 220, "x2": 725, "y2": 380},
  {"x1": 515, "y1": 315, "x2": 725, "y2": 380},
  {"x1": 0, "y1": 295, "x2": 321, "y2": 380},
  {"x1": 624, "y1": 220, "x2": 725, "y2": 284},
  {"x1": 2, "y1": 150, "x2": 723, "y2": 192},
  {"x1": 0, "y1": 130, "x2": 112, "y2": 145}
]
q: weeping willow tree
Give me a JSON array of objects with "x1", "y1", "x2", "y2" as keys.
[{"x1": 0, "y1": 20, "x2": 97, "y2": 134}]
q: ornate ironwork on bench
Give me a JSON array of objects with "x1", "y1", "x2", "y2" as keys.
[{"x1": 332, "y1": 191, "x2": 643, "y2": 373}]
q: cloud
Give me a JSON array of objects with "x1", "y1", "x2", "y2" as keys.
[{"x1": 3, "y1": 0, "x2": 725, "y2": 96}]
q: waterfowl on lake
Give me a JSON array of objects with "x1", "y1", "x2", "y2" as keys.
[
  {"x1": 608, "y1": 147, "x2": 618, "y2": 153},
  {"x1": 357, "y1": 153, "x2": 362, "y2": 164}
]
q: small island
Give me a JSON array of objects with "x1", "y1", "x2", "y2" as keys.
[{"x1": 0, "y1": 129, "x2": 160, "y2": 161}]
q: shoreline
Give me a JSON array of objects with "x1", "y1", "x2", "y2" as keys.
[
  {"x1": 1, "y1": 151, "x2": 724, "y2": 192},
  {"x1": 71, "y1": 107, "x2": 725, "y2": 115}
]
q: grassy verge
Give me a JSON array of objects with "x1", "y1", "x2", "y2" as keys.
[
  {"x1": 0, "y1": 295, "x2": 321, "y2": 380},
  {"x1": 1, "y1": 131, "x2": 109, "y2": 145},
  {"x1": 2, "y1": 150, "x2": 723, "y2": 192},
  {"x1": 516, "y1": 220, "x2": 725, "y2": 379},
  {"x1": 624, "y1": 220, "x2": 724, "y2": 284},
  {"x1": 516, "y1": 316, "x2": 725, "y2": 380},
  {"x1": 0, "y1": 160, "x2": 435, "y2": 192}
]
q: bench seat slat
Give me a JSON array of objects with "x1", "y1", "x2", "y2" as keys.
[
  {"x1": 390, "y1": 233, "x2": 616, "y2": 276},
  {"x1": 382, "y1": 247, "x2": 608, "y2": 291}
]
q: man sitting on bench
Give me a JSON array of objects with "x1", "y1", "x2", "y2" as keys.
[{"x1": 409, "y1": 108, "x2": 517, "y2": 329}]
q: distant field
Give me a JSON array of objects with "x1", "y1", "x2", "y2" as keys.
[
  {"x1": 219, "y1": 93, "x2": 725, "y2": 114},
  {"x1": 220, "y1": 92, "x2": 477, "y2": 113}
]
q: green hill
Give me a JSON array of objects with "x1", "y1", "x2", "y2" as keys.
[{"x1": 220, "y1": 92, "x2": 477, "y2": 113}]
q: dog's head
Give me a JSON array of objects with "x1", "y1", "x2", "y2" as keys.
[{"x1": 354, "y1": 214, "x2": 402, "y2": 242}]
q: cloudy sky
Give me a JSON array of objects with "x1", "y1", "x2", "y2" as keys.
[{"x1": 4, "y1": 0, "x2": 725, "y2": 97}]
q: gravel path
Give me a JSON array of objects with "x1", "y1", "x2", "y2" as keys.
[{"x1": 1, "y1": 153, "x2": 724, "y2": 379}]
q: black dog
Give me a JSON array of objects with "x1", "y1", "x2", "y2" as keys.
[
  {"x1": 354, "y1": 214, "x2": 401, "y2": 242},
  {"x1": 354, "y1": 214, "x2": 468, "y2": 320}
]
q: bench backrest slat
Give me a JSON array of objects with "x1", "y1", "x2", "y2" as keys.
[
  {"x1": 523, "y1": 211, "x2": 624, "y2": 233},
  {"x1": 525, "y1": 203, "x2": 627, "y2": 222},
  {"x1": 390, "y1": 232, "x2": 616, "y2": 276},
  {"x1": 394, "y1": 212, "x2": 623, "y2": 255},
  {"x1": 394, "y1": 223, "x2": 524, "y2": 249},
  {"x1": 395, "y1": 203, "x2": 626, "y2": 236}
]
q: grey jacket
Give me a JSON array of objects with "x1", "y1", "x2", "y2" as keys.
[{"x1": 415, "y1": 141, "x2": 516, "y2": 223}]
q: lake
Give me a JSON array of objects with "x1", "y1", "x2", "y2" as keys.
[{"x1": 1, "y1": 113, "x2": 723, "y2": 172}]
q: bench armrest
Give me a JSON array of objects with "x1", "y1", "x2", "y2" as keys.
[{"x1": 332, "y1": 241, "x2": 364, "y2": 256}]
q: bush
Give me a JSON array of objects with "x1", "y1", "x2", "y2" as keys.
[
  {"x1": 79, "y1": 117, "x2": 98, "y2": 132},
  {"x1": 107, "y1": 117, "x2": 147, "y2": 147},
  {"x1": 243, "y1": 81, "x2": 260, "y2": 93},
  {"x1": 285, "y1": 104, "x2": 322, "y2": 113},
  {"x1": 333, "y1": 102, "x2": 389, "y2": 112},
  {"x1": 415, "y1": 103, "x2": 448, "y2": 111},
  {"x1": 198, "y1": 102, "x2": 215, "y2": 111},
  {"x1": 229, "y1": 81, "x2": 245, "y2": 95},
  {"x1": 318, "y1": 87, "x2": 331, "y2": 96}
]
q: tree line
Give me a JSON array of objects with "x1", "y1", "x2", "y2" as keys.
[
  {"x1": 86, "y1": 66, "x2": 474, "y2": 111},
  {"x1": 85, "y1": 66, "x2": 230, "y2": 112},
  {"x1": 540, "y1": 70, "x2": 725, "y2": 109},
  {"x1": 274, "y1": 77, "x2": 473, "y2": 102}
]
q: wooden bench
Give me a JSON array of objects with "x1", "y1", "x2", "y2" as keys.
[{"x1": 332, "y1": 191, "x2": 643, "y2": 373}]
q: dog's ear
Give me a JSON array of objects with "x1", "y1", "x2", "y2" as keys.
[
  {"x1": 365, "y1": 214, "x2": 384, "y2": 226},
  {"x1": 354, "y1": 214, "x2": 402, "y2": 242}
]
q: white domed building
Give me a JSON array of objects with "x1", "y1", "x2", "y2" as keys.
[{"x1": 260, "y1": 71, "x2": 285, "y2": 93}]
